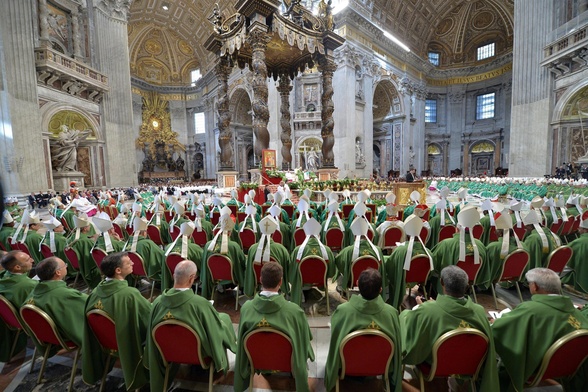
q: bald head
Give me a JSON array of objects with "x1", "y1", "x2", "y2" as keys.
[{"x1": 173, "y1": 260, "x2": 197, "y2": 289}]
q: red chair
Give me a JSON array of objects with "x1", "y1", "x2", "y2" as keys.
[
  {"x1": 40, "y1": 243, "x2": 54, "y2": 259},
  {"x1": 550, "y1": 219, "x2": 564, "y2": 236},
  {"x1": 545, "y1": 246, "x2": 573, "y2": 276},
  {"x1": 271, "y1": 230, "x2": 283, "y2": 245},
  {"x1": 471, "y1": 225, "x2": 484, "y2": 240},
  {"x1": 191, "y1": 229, "x2": 209, "y2": 247},
  {"x1": 86, "y1": 309, "x2": 118, "y2": 392},
  {"x1": 236, "y1": 211, "x2": 247, "y2": 224},
  {"x1": 238, "y1": 228, "x2": 257, "y2": 254},
  {"x1": 282, "y1": 204, "x2": 295, "y2": 219},
  {"x1": 455, "y1": 255, "x2": 484, "y2": 303},
  {"x1": 488, "y1": 226, "x2": 499, "y2": 242},
  {"x1": 366, "y1": 204, "x2": 377, "y2": 223},
  {"x1": 337, "y1": 329, "x2": 395, "y2": 392},
  {"x1": 152, "y1": 320, "x2": 215, "y2": 392},
  {"x1": 145, "y1": 210, "x2": 154, "y2": 221},
  {"x1": 414, "y1": 328, "x2": 489, "y2": 392},
  {"x1": 147, "y1": 225, "x2": 165, "y2": 246},
  {"x1": 60, "y1": 216, "x2": 72, "y2": 233},
  {"x1": 559, "y1": 216, "x2": 575, "y2": 241},
  {"x1": 342, "y1": 204, "x2": 354, "y2": 219},
  {"x1": 567, "y1": 216, "x2": 581, "y2": 241},
  {"x1": 165, "y1": 252, "x2": 186, "y2": 277},
  {"x1": 293, "y1": 227, "x2": 306, "y2": 247},
  {"x1": 210, "y1": 211, "x2": 221, "y2": 226},
  {"x1": 20, "y1": 304, "x2": 80, "y2": 391},
  {"x1": 297, "y1": 256, "x2": 330, "y2": 315},
  {"x1": 91, "y1": 248, "x2": 108, "y2": 269},
  {"x1": 365, "y1": 210, "x2": 373, "y2": 224},
  {"x1": 490, "y1": 249, "x2": 529, "y2": 308},
  {"x1": 0, "y1": 295, "x2": 27, "y2": 363},
  {"x1": 405, "y1": 254, "x2": 433, "y2": 300},
  {"x1": 243, "y1": 327, "x2": 294, "y2": 391},
  {"x1": 207, "y1": 254, "x2": 239, "y2": 310},
  {"x1": 163, "y1": 211, "x2": 174, "y2": 223},
  {"x1": 14, "y1": 241, "x2": 32, "y2": 259},
  {"x1": 381, "y1": 226, "x2": 404, "y2": 253},
  {"x1": 112, "y1": 223, "x2": 125, "y2": 240},
  {"x1": 347, "y1": 256, "x2": 380, "y2": 298},
  {"x1": 419, "y1": 225, "x2": 431, "y2": 244},
  {"x1": 526, "y1": 329, "x2": 588, "y2": 388},
  {"x1": 127, "y1": 251, "x2": 156, "y2": 301},
  {"x1": 512, "y1": 225, "x2": 527, "y2": 240},
  {"x1": 228, "y1": 204, "x2": 238, "y2": 216},
  {"x1": 438, "y1": 225, "x2": 457, "y2": 243},
  {"x1": 168, "y1": 225, "x2": 181, "y2": 241},
  {"x1": 125, "y1": 224, "x2": 134, "y2": 237},
  {"x1": 325, "y1": 228, "x2": 345, "y2": 253},
  {"x1": 63, "y1": 247, "x2": 81, "y2": 287}
]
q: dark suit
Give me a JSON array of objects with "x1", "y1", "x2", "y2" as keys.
[{"x1": 406, "y1": 172, "x2": 415, "y2": 183}]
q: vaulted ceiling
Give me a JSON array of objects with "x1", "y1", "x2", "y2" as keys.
[{"x1": 127, "y1": 0, "x2": 514, "y2": 85}]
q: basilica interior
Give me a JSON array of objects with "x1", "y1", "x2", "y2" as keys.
[{"x1": 1, "y1": 0, "x2": 588, "y2": 195}]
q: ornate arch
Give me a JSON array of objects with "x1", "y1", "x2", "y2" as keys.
[
  {"x1": 372, "y1": 78, "x2": 403, "y2": 121},
  {"x1": 39, "y1": 103, "x2": 102, "y2": 141}
]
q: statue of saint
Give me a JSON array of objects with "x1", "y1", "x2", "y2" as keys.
[
  {"x1": 50, "y1": 125, "x2": 91, "y2": 172},
  {"x1": 355, "y1": 140, "x2": 364, "y2": 163},
  {"x1": 306, "y1": 148, "x2": 319, "y2": 171}
]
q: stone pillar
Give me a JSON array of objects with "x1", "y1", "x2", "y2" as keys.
[
  {"x1": 463, "y1": 137, "x2": 470, "y2": 175},
  {"x1": 494, "y1": 136, "x2": 502, "y2": 171},
  {"x1": 93, "y1": 0, "x2": 137, "y2": 187},
  {"x1": 278, "y1": 74, "x2": 293, "y2": 170},
  {"x1": 0, "y1": 0, "x2": 49, "y2": 194},
  {"x1": 38, "y1": 0, "x2": 50, "y2": 47},
  {"x1": 203, "y1": 96, "x2": 217, "y2": 178},
  {"x1": 214, "y1": 58, "x2": 234, "y2": 171},
  {"x1": 72, "y1": 7, "x2": 83, "y2": 59},
  {"x1": 443, "y1": 140, "x2": 449, "y2": 175},
  {"x1": 318, "y1": 56, "x2": 337, "y2": 168},
  {"x1": 248, "y1": 28, "x2": 271, "y2": 161}
]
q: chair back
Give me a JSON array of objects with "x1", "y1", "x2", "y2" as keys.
[
  {"x1": 86, "y1": 309, "x2": 118, "y2": 352},
  {"x1": 339, "y1": 329, "x2": 394, "y2": 378},
  {"x1": 125, "y1": 224, "x2": 135, "y2": 236},
  {"x1": 228, "y1": 205, "x2": 238, "y2": 217},
  {"x1": 165, "y1": 252, "x2": 186, "y2": 276},
  {"x1": 293, "y1": 227, "x2": 306, "y2": 247},
  {"x1": 350, "y1": 256, "x2": 380, "y2": 289},
  {"x1": 271, "y1": 230, "x2": 283, "y2": 244},
  {"x1": 145, "y1": 210, "x2": 154, "y2": 221},
  {"x1": 560, "y1": 217, "x2": 575, "y2": 237},
  {"x1": 169, "y1": 225, "x2": 181, "y2": 241},
  {"x1": 342, "y1": 204, "x2": 354, "y2": 219},
  {"x1": 244, "y1": 327, "x2": 293, "y2": 374},
  {"x1": 438, "y1": 225, "x2": 457, "y2": 242},
  {"x1": 405, "y1": 254, "x2": 432, "y2": 286},
  {"x1": 238, "y1": 228, "x2": 257, "y2": 253},
  {"x1": 16, "y1": 242, "x2": 32, "y2": 258},
  {"x1": 456, "y1": 254, "x2": 483, "y2": 284},
  {"x1": 298, "y1": 256, "x2": 328, "y2": 287},
  {"x1": 570, "y1": 216, "x2": 581, "y2": 236},
  {"x1": 366, "y1": 204, "x2": 377, "y2": 223},
  {"x1": 20, "y1": 304, "x2": 73, "y2": 349},
  {"x1": 60, "y1": 217, "x2": 71, "y2": 233},
  {"x1": 152, "y1": 320, "x2": 211, "y2": 368},
  {"x1": 471, "y1": 225, "x2": 484, "y2": 240},
  {"x1": 419, "y1": 226, "x2": 431, "y2": 244},
  {"x1": 546, "y1": 246, "x2": 573, "y2": 275},
  {"x1": 127, "y1": 251, "x2": 148, "y2": 277},
  {"x1": 163, "y1": 211, "x2": 174, "y2": 223},
  {"x1": 40, "y1": 243, "x2": 54, "y2": 259},
  {"x1": 210, "y1": 211, "x2": 221, "y2": 226},
  {"x1": 550, "y1": 219, "x2": 564, "y2": 236},
  {"x1": 91, "y1": 248, "x2": 108, "y2": 269},
  {"x1": 191, "y1": 229, "x2": 209, "y2": 247},
  {"x1": 488, "y1": 226, "x2": 499, "y2": 242},
  {"x1": 325, "y1": 228, "x2": 344, "y2": 253},
  {"x1": 207, "y1": 254, "x2": 235, "y2": 284},
  {"x1": 382, "y1": 226, "x2": 404, "y2": 250},
  {"x1": 236, "y1": 211, "x2": 247, "y2": 224},
  {"x1": 147, "y1": 225, "x2": 164, "y2": 246},
  {"x1": 498, "y1": 249, "x2": 530, "y2": 282},
  {"x1": 0, "y1": 295, "x2": 23, "y2": 330},
  {"x1": 420, "y1": 328, "x2": 489, "y2": 382},
  {"x1": 112, "y1": 224, "x2": 124, "y2": 240},
  {"x1": 64, "y1": 248, "x2": 81, "y2": 270},
  {"x1": 282, "y1": 204, "x2": 295, "y2": 219},
  {"x1": 527, "y1": 329, "x2": 588, "y2": 387},
  {"x1": 513, "y1": 226, "x2": 527, "y2": 240}
]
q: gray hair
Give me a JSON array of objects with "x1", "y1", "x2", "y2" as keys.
[
  {"x1": 173, "y1": 260, "x2": 197, "y2": 283},
  {"x1": 440, "y1": 265, "x2": 469, "y2": 297},
  {"x1": 525, "y1": 268, "x2": 561, "y2": 294}
]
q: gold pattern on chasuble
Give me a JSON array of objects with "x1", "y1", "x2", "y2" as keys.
[
  {"x1": 25, "y1": 298, "x2": 35, "y2": 305},
  {"x1": 367, "y1": 321, "x2": 381, "y2": 330},
  {"x1": 568, "y1": 315, "x2": 581, "y2": 330},
  {"x1": 310, "y1": 248, "x2": 318, "y2": 255},
  {"x1": 257, "y1": 317, "x2": 271, "y2": 327},
  {"x1": 361, "y1": 249, "x2": 370, "y2": 256},
  {"x1": 163, "y1": 311, "x2": 175, "y2": 320},
  {"x1": 458, "y1": 320, "x2": 471, "y2": 329},
  {"x1": 466, "y1": 243, "x2": 474, "y2": 253},
  {"x1": 93, "y1": 299, "x2": 104, "y2": 310}
]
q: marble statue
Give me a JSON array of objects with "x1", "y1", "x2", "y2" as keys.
[
  {"x1": 355, "y1": 140, "x2": 364, "y2": 163},
  {"x1": 307, "y1": 149, "x2": 319, "y2": 171},
  {"x1": 50, "y1": 125, "x2": 91, "y2": 172}
]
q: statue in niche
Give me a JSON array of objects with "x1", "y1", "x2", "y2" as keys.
[
  {"x1": 175, "y1": 156, "x2": 185, "y2": 171},
  {"x1": 50, "y1": 125, "x2": 91, "y2": 172},
  {"x1": 306, "y1": 148, "x2": 320, "y2": 171},
  {"x1": 355, "y1": 140, "x2": 364, "y2": 164},
  {"x1": 409, "y1": 146, "x2": 416, "y2": 167},
  {"x1": 355, "y1": 66, "x2": 364, "y2": 100}
]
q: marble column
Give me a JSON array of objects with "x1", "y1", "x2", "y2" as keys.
[
  {"x1": 463, "y1": 138, "x2": 470, "y2": 175},
  {"x1": 278, "y1": 74, "x2": 293, "y2": 170},
  {"x1": 38, "y1": 0, "x2": 50, "y2": 48},
  {"x1": 72, "y1": 7, "x2": 83, "y2": 59},
  {"x1": 93, "y1": 0, "x2": 136, "y2": 187},
  {"x1": 214, "y1": 58, "x2": 234, "y2": 171},
  {"x1": 203, "y1": 96, "x2": 217, "y2": 177},
  {"x1": 248, "y1": 28, "x2": 271, "y2": 161},
  {"x1": 0, "y1": 0, "x2": 49, "y2": 194},
  {"x1": 318, "y1": 56, "x2": 337, "y2": 168}
]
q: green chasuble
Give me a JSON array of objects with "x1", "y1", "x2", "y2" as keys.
[
  {"x1": 0, "y1": 271, "x2": 37, "y2": 362},
  {"x1": 149, "y1": 216, "x2": 173, "y2": 245},
  {"x1": 0, "y1": 226, "x2": 15, "y2": 250},
  {"x1": 234, "y1": 293, "x2": 314, "y2": 392},
  {"x1": 161, "y1": 241, "x2": 203, "y2": 290},
  {"x1": 479, "y1": 215, "x2": 493, "y2": 246},
  {"x1": 324, "y1": 295, "x2": 402, "y2": 392},
  {"x1": 41, "y1": 232, "x2": 70, "y2": 272},
  {"x1": 484, "y1": 236, "x2": 528, "y2": 285},
  {"x1": 385, "y1": 241, "x2": 430, "y2": 309},
  {"x1": 82, "y1": 279, "x2": 151, "y2": 390},
  {"x1": 336, "y1": 241, "x2": 386, "y2": 297},
  {"x1": 562, "y1": 232, "x2": 588, "y2": 293},
  {"x1": 400, "y1": 295, "x2": 499, "y2": 391},
  {"x1": 200, "y1": 239, "x2": 245, "y2": 299},
  {"x1": 522, "y1": 227, "x2": 560, "y2": 271},
  {"x1": 93, "y1": 235, "x2": 125, "y2": 254},
  {"x1": 289, "y1": 238, "x2": 336, "y2": 306},
  {"x1": 343, "y1": 213, "x2": 376, "y2": 247},
  {"x1": 60, "y1": 209, "x2": 76, "y2": 232},
  {"x1": 426, "y1": 214, "x2": 456, "y2": 248},
  {"x1": 123, "y1": 236, "x2": 164, "y2": 281},
  {"x1": 146, "y1": 288, "x2": 237, "y2": 392},
  {"x1": 431, "y1": 233, "x2": 490, "y2": 288},
  {"x1": 24, "y1": 280, "x2": 87, "y2": 347},
  {"x1": 492, "y1": 295, "x2": 588, "y2": 392},
  {"x1": 243, "y1": 240, "x2": 291, "y2": 297},
  {"x1": 15, "y1": 229, "x2": 44, "y2": 263},
  {"x1": 68, "y1": 234, "x2": 102, "y2": 289}
]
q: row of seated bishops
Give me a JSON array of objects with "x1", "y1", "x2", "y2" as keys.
[{"x1": 1, "y1": 247, "x2": 587, "y2": 392}]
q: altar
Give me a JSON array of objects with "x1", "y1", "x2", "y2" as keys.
[{"x1": 140, "y1": 171, "x2": 186, "y2": 180}]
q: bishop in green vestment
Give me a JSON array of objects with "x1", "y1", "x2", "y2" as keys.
[
  {"x1": 67, "y1": 223, "x2": 102, "y2": 289},
  {"x1": 234, "y1": 262, "x2": 314, "y2": 392},
  {"x1": 0, "y1": 250, "x2": 37, "y2": 362},
  {"x1": 325, "y1": 268, "x2": 402, "y2": 392},
  {"x1": 492, "y1": 268, "x2": 588, "y2": 392},
  {"x1": 162, "y1": 222, "x2": 204, "y2": 290},
  {"x1": 82, "y1": 253, "x2": 151, "y2": 390},
  {"x1": 521, "y1": 210, "x2": 561, "y2": 270},
  {"x1": 146, "y1": 260, "x2": 236, "y2": 392},
  {"x1": 400, "y1": 266, "x2": 499, "y2": 391},
  {"x1": 561, "y1": 222, "x2": 588, "y2": 293}
]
